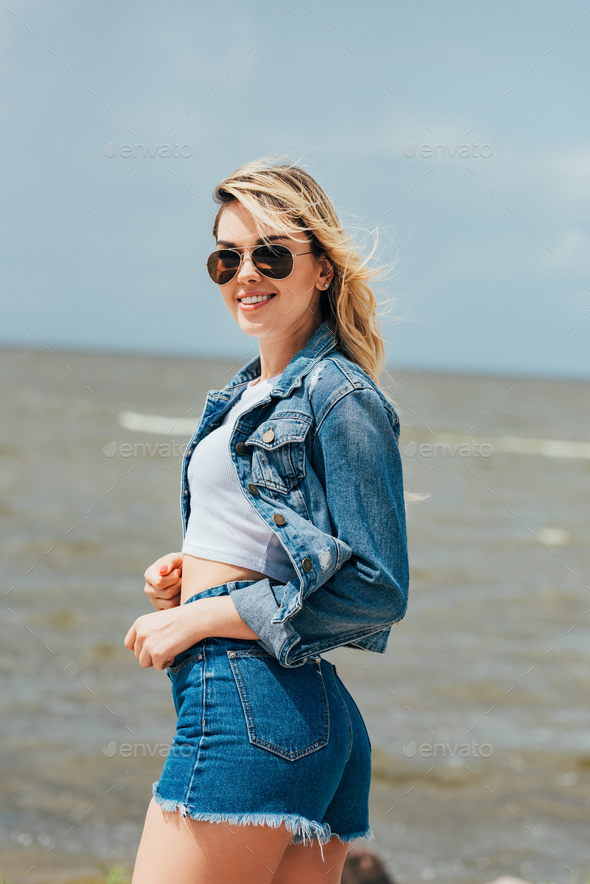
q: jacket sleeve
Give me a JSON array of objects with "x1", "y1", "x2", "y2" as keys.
[{"x1": 229, "y1": 386, "x2": 410, "y2": 668}]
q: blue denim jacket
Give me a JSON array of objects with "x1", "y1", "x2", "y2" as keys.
[{"x1": 180, "y1": 320, "x2": 409, "y2": 668}]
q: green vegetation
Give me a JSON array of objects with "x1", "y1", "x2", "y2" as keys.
[{"x1": 0, "y1": 865, "x2": 131, "y2": 884}]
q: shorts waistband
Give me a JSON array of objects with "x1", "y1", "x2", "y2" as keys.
[{"x1": 183, "y1": 579, "x2": 259, "y2": 605}]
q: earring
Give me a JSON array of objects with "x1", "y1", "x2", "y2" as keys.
[{"x1": 324, "y1": 283, "x2": 329, "y2": 288}]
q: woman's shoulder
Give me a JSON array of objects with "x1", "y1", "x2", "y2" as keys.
[{"x1": 302, "y1": 350, "x2": 400, "y2": 429}]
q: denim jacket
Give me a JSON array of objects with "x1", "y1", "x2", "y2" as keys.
[{"x1": 180, "y1": 320, "x2": 409, "y2": 668}]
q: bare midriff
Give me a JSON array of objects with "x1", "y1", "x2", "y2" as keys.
[{"x1": 180, "y1": 553, "x2": 268, "y2": 605}]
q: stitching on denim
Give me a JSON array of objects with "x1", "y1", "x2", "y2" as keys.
[
  {"x1": 183, "y1": 580, "x2": 258, "y2": 606},
  {"x1": 286, "y1": 622, "x2": 398, "y2": 665},
  {"x1": 290, "y1": 485, "x2": 312, "y2": 521},
  {"x1": 208, "y1": 579, "x2": 258, "y2": 594},
  {"x1": 324, "y1": 351, "x2": 400, "y2": 431},
  {"x1": 333, "y1": 537, "x2": 352, "y2": 571},
  {"x1": 328, "y1": 664, "x2": 353, "y2": 764},
  {"x1": 313, "y1": 383, "x2": 376, "y2": 436},
  {"x1": 312, "y1": 384, "x2": 357, "y2": 435},
  {"x1": 166, "y1": 652, "x2": 203, "y2": 674},
  {"x1": 323, "y1": 354, "x2": 367, "y2": 389},
  {"x1": 185, "y1": 643, "x2": 208, "y2": 804},
  {"x1": 250, "y1": 445, "x2": 306, "y2": 493},
  {"x1": 247, "y1": 427, "x2": 310, "y2": 448},
  {"x1": 227, "y1": 652, "x2": 329, "y2": 760},
  {"x1": 279, "y1": 631, "x2": 302, "y2": 667},
  {"x1": 254, "y1": 409, "x2": 312, "y2": 422}
]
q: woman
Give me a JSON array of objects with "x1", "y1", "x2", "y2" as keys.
[{"x1": 124, "y1": 157, "x2": 409, "y2": 884}]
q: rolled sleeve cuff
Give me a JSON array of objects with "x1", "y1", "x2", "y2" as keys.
[{"x1": 228, "y1": 578, "x2": 302, "y2": 667}]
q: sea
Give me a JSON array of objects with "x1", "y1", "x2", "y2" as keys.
[{"x1": 1, "y1": 346, "x2": 589, "y2": 884}]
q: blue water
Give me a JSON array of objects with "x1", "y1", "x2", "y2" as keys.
[{"x1": 1, "y1": 348, "x2": 589, "y2": 883}]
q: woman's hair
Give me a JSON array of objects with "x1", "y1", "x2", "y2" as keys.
[
  {"x1": 211, "y1": 156, "x2": 389, "y2": 383},
  {"x1": 212, "y1": 157, "x2": 428, "y2": 508}
]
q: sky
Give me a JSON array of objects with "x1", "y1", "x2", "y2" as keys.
[{"x1": 1, "y1": 0, "x2": 589, "y2": 378}]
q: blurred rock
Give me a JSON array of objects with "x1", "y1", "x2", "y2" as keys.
[{"x1": 341, "y1": 846, "x2": 396, "y2": 884}]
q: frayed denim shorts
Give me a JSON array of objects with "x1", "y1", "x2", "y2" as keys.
[{"x1": 152, "y1": 580, "x2": 373, "y2": 848}]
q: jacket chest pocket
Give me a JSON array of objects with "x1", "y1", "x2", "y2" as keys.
[{"x1": 247, "y1": 419, "x2": 310, "y2": 494}]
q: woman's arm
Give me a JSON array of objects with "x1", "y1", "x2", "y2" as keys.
[
  {"x1": 123, "y1": 594, "x2": 259, "y2": 670},
  {"x1": 126, "y1": 551, "x2": 261, "y2": 669},
  {"x1": 228, "y1": 385, "x2": 410, "y2": 667},
  {"x1": 126, "y1": 387, "x2": 408, "y2": 669}
]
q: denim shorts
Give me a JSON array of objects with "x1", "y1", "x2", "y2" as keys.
[{"x1": 152, "y1": 580, "x2": 373, "y2": 847}]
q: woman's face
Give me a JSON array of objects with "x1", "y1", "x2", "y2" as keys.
[{"x1": 214, "y1": 202, "x2": 332, "y2": 342}]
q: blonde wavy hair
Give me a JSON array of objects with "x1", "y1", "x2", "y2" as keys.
[
  {"x1": 211, "y1": 156, "x2": 427, "y2": 508},
  {"x1": 211, "y1": 156, "x2": 389, "y2": 383}
]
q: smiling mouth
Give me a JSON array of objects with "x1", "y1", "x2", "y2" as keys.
[{"x1": 238, "y1": 293, "x2": 277, "y2": 305}]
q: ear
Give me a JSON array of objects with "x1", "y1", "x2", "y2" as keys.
[{"x1": 316, "y1": 256, "x2": 334, "y2": 291}]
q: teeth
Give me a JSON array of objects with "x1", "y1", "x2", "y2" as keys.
[{"x1": 240, "y1": 294, "x2": 274, "y2": 305}]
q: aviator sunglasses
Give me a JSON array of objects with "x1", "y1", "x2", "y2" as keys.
[{"x1": 206, "y1": 243, "x2": 315, "y2": 286}]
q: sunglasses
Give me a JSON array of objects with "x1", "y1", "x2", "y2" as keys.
[{"x1": 206, "y1": 244, "x2": 315, "y2": 286}]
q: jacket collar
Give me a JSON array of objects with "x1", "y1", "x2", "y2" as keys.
[{"x1": 221, "y1": 320, "x2": 339, "y2": 399}]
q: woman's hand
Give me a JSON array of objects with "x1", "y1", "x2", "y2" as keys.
[
  {"x1": 124, "y1": 606, "x2": 202, "y2": 670},
  {"x1": 144, "y1": 552, "x2": 183, "y2": 610},
  {"x1": 124, "y1": 597, "x2": 260, "y2": 670}
]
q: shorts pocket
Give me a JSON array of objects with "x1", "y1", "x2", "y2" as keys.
[
  {"x1": 227, "y1": 649, "x2": 329, "y2": 761},
  {"x1": 166, "y1": 649, "x2": 204, "y2": 675},
  {"x1": 166, "y1": 649, "x2": 205, "y2": 718}
]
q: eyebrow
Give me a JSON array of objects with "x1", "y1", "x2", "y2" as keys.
[{"x1": 216, "y1": 234, "x2": 292, "y2": 248}]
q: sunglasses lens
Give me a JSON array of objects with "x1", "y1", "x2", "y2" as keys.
[
  {"x1": 253, "y1": 245, "x2": 293, "y2": 279},
  {"x1": 207, "y1": 250, "x2": 241, "y2": 285},
  {"x1": 206, "y1": 245, "x2": 296, "y2": 284}
]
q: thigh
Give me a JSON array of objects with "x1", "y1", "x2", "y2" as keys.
[
  {"x1": 131, "y1": 797, "x2": 295, "y2": 884},
  {"x1": 272, "y1": 836, "x2": 350, "y2": 884}
]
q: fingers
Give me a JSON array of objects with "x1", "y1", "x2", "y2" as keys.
[
  {"x1": 144, "y1": 578, "x2": 180, "y2": 600},
  {"x1": 124, "y1": 617, "x2": 176, "y2": 669},
  {"x1": 144, "y1": 566, "x2": 182, "y2": 591},
  {"x1": 145, "y1": 552, "x2": 183, "y2": 584},
  {"x1": 136, "y1": 638, "x2": 171, "y2": 670},
  {"x1": 143, "y1": 555, "x2": 182, "y2": 618},
  {"x1": 157, "y1": 566, "x2": 182, "y2": 585},
  {"x1": 138, "y1": 644, "x2": 154, "y2": 669},
  {"x1": 160, "y1": 552, "x2": 183, "y2": 574},
  {"x1": 144, "y1": 580, "x2": 181, "y2": 604},
  {"x1": 124, "y1": 618, "x2": 154, "y2": 666},
  {"x1": 123, "y1": 624, "x2": 137, "y2": 650},
  {"x1": 149, "y1": 594, "x2": 181, "y2": 611}
]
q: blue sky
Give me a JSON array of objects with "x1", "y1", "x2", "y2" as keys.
[{"x1": 2, "y1": 0, "x2": 589, "y2": 377}]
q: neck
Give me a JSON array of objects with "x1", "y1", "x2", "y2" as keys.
[{"x1": 256, "y1": 315, "x2": 322, "y2": 382}]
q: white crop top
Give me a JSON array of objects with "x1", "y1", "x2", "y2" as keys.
[{"x1": 182, "y1": 374, "x2": 298, "y2": 584}]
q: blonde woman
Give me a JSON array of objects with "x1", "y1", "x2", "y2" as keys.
[{"x1": 124, "y1": 158, "x2": 409, "y2": 884}]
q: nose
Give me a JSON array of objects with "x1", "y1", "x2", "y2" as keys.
[{"x1": 236, "y1": 251, "x2": 262, "y2": 285}]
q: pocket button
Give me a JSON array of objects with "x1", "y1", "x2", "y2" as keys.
[{"x1": 302, "y1": 557, "x2": 313, "y2": 572}]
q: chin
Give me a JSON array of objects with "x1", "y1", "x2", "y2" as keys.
[{"x1": 237, "y1": 315, "x2": 274, "y2": 334}]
